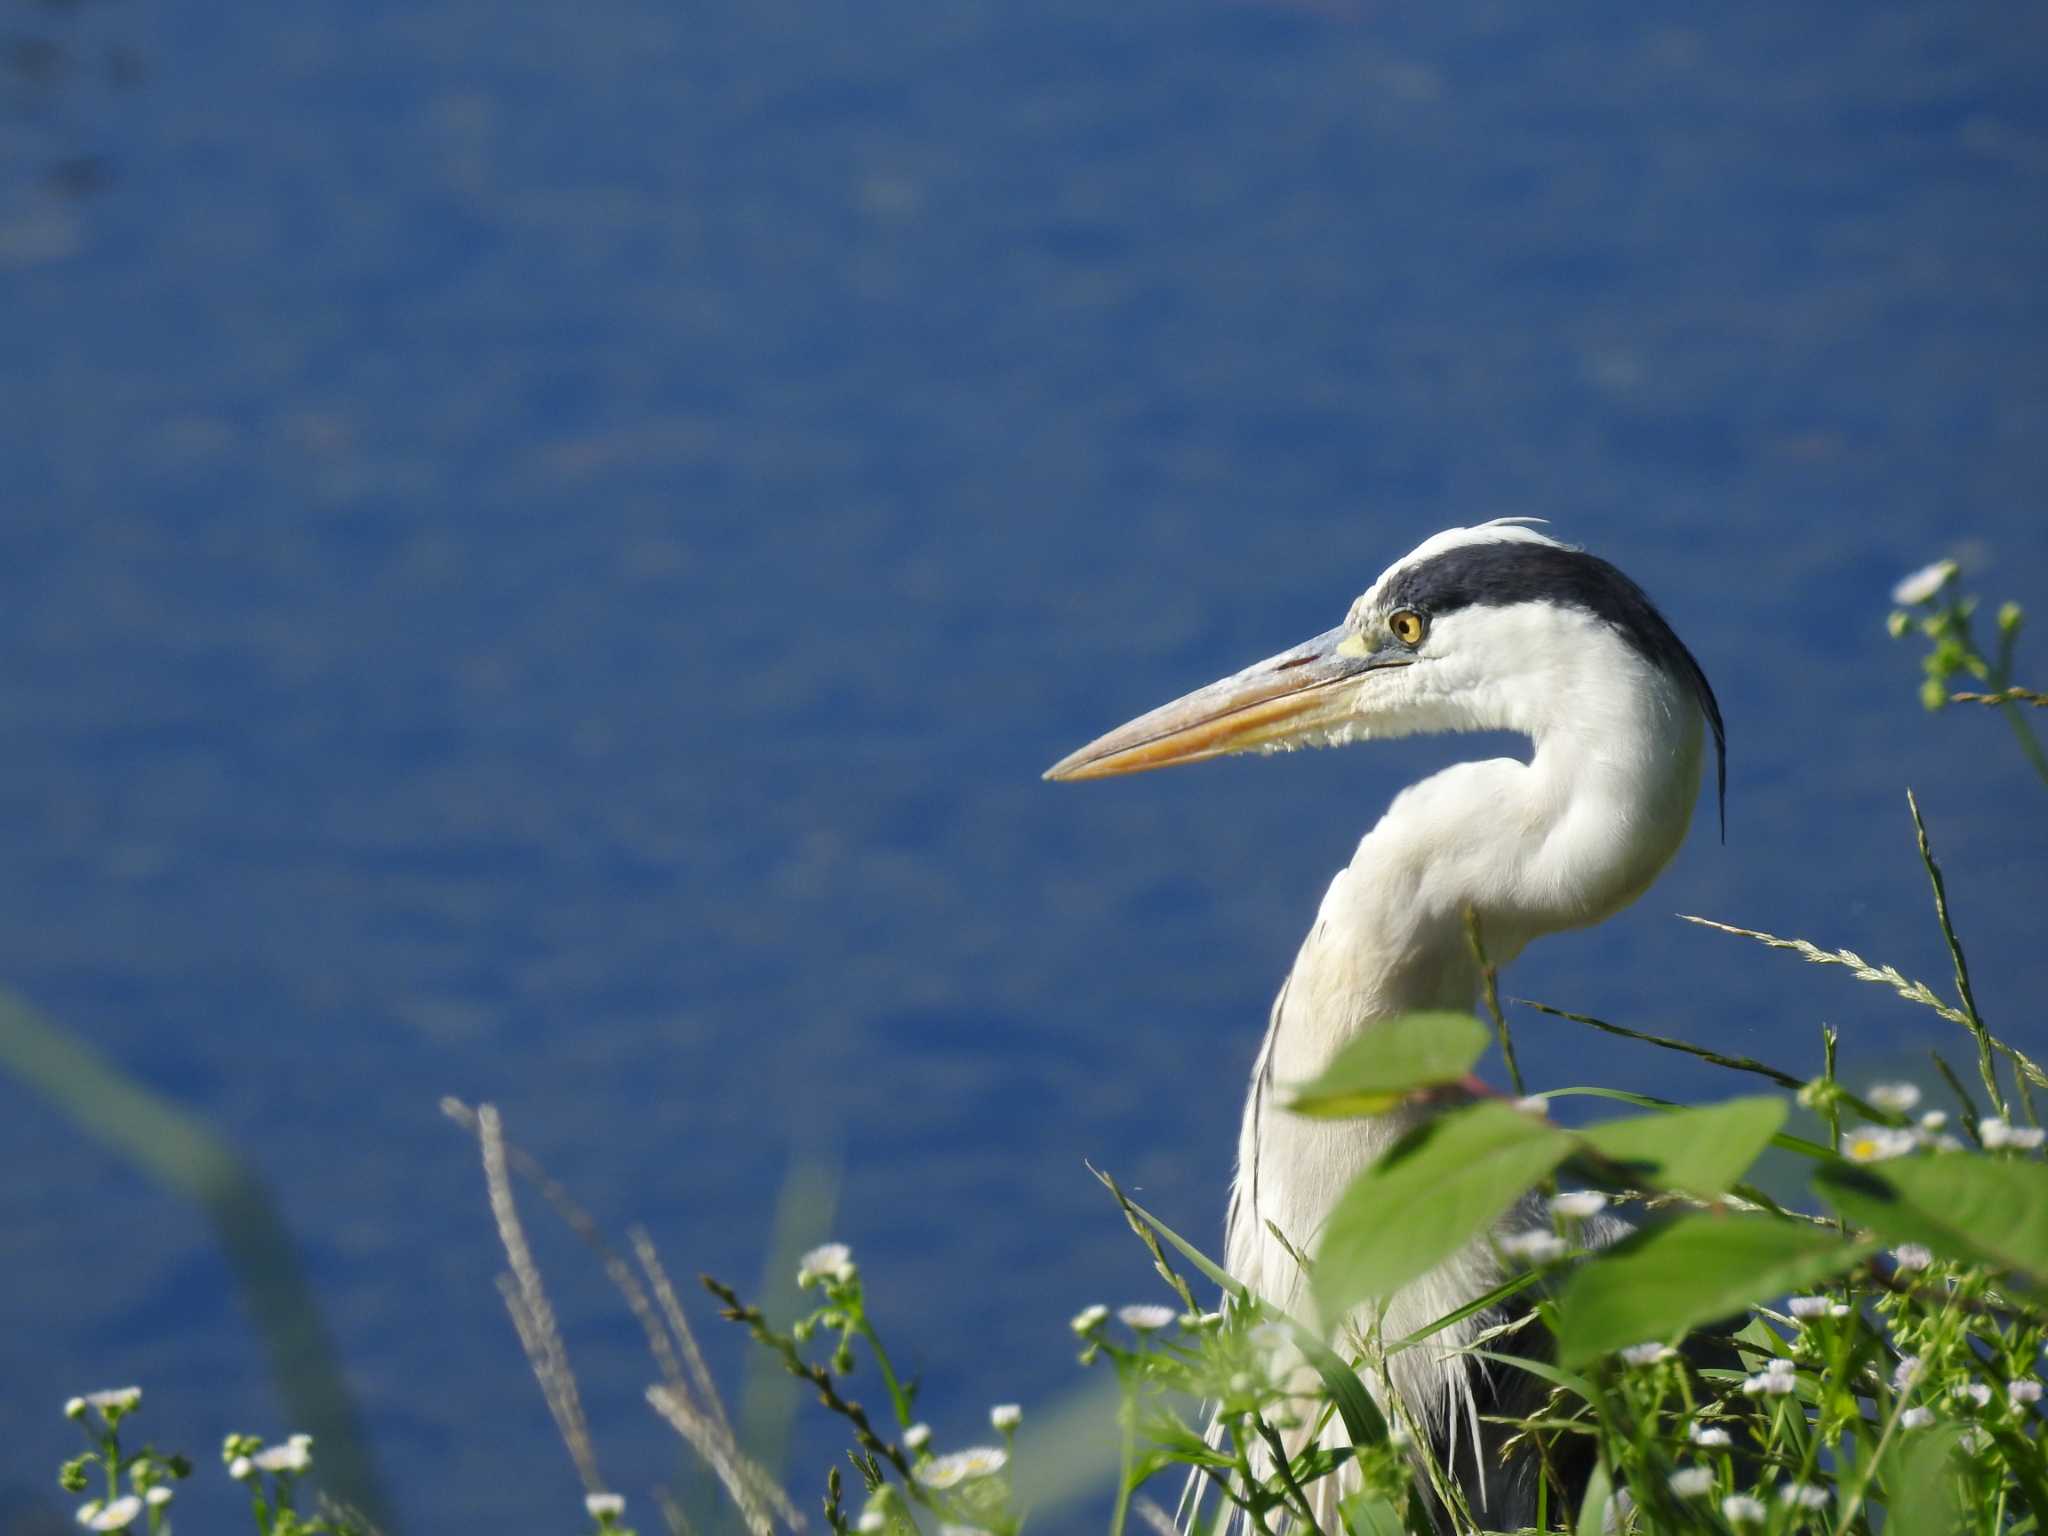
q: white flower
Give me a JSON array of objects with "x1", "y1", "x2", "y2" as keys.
[
  {"x1": 1619, "y1": 1342, "x2": 1676, "y2": 1367},
  {"x1": 915, "y1": 1447, "x2": 1008, "y2": 1489},
  {"x1": 83, "y1": 1498, "x2": 142, "y2": 1532},
  {"x1": 1550, "y1": 1190, "x2": 1607, "y2": 1219},
  {"x1": 1919, "y1": 1110, "x2": 1949, "y2": 1132},
  {"x1": 990, "y1": 1403, "x2": 1021, "y2": 1432},
  {"x1": 228, "y1": 1456, "x2": 254, "y2": 1481},
  {"x1": 1830, "y1": 1303, "x2": 1852, "y2": 1318},
  {"x1": 2001, "y1": 1125, "x2": 2048, "y2": 1150},
  {"x1": 254, "y1": 1441, "x2": 310, "y2": 1474},
  {"x1": 81, "y1": 1388, "x2": 142, "y2": 1416},
  {"x1": 1933, "y1": 1134, "x2": 1966, "y2": 1152},
  {"x1": 903, "y1": 1423, "x2": 932, "y2": 1452},
  {"x1": 797, "y1": 1243, "x2": 855, "y2": 1287},
  {"x1": 1893, "y1": 1356, "x2": 1923, "y2": 1391},
  {"x1": 1982, "y1": 1118, "x2": 2015, "y2": 1150},
  {"x1": 1953, "y1": 1382, "x2": 1992, "y2": 1408},
  {"x1": 1892, "y1": 560, "x2": 1957, "y2": 606},
  {"x1": 1961, "y1": 1427, "x2": 1990, "y2": 1453},
  {"x1": 1689, "y1": 1423, "x2": 1732, "y2": 1447},
  {"x1": 75, "y1": 1503, "x2": 100, "y2": 1528},
  {"x1": 857, "y1": 1513, "x2": 886, "y2": 1534},
  {"x1": 1893, "y1": 1244, "x2": 1934, "y2": 1273},
  {"x1": 1070, "y1": 1305, "x2": 1108, "y2": 1335},
  {"x1": 1118, "y1": 1304, "x2": 1175, "y2": 1332},
  {"x1": 2010, "y1": 1379, "x2": 2043, "y2": 1405},
  {"x1": 64, "y1": 1397, "x2": 86, "y2": 1420},
  {"x1": 1900, "y1": 1406, "x2": 1935, "y2": 1429},
  {"x1": 1868, "y1": 1082, "x2": 1922, "y2": 1113},
  {"x1": 143, "y1": 1488, "x2": 172, "y2": 1508},
  {"x1": 1668, "y1": 1467, "x2": 1715, "y2": 1497},
  {"x1": 1511, "y1": 1095, "x2": 1549, "y2": 1116},
  {"x1": 585, "y1": 1493, "x2": 626, "y2": 1519},
  {"x1": 1743, "y1": 1359, "x2": 1798, "y2": 1396},
  {"x1": 1721, "y1": 1493, "x2": 1767, "y2": 1525},
  {"x1": 1844, "y1": 1125, "x2": 1916, "y2": 1162},
  {"x1": 1496, "y1": 1229, "x2": 1567, "y2": 1264},
  {"x1": 1787, "y1": 1295, "x2": 1832, "y2": 1320},
  {"x1": 1780, "y1": 1482, "x2": 1829, "y2": 1510}
]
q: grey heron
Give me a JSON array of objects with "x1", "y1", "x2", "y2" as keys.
[{"x1": 1046, "y1": 520, "x2": 1724, "y2": 1529}]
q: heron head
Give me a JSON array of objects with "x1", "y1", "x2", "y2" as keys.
[{"x1": 1043, "y1": 519, "x2": 1724, "y2": 829}]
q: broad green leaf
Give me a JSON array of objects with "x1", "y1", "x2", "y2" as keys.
[
  {"x1": 1574, "y1": 1460, "x2": 1612, "y2": 1536},
  {"x1": 1285, "y1": 1011, "x2": 1492, "y2": 1117},
  {"x1": 1548, "y1": 1087, "x2": 1831, "y2": 1159},
  {"x1": 1884, "y1": 1422, "x2": 1969, "y2": 1536},
  {"x1": 1552, "y1": 1213, "x2": 1874, "y2": 1367},
  {"x1": 1574, "y1": 1097, "x2": 1786, "y2": 1198},
  {"x1": 1339, "y1": 1495, "x2": 1406, "y2": 1536},
  {"x1": 1314, "y1": 1101, "x2": 1574, "y2": 1322},
  {"x1": 1814, "y1": 1153, "x2": 2048, "y2": 1284}
]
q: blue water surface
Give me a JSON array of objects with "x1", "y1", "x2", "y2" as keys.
[{"x1": 2, "y1": 0, "x2": 2045, "y2": 1529}]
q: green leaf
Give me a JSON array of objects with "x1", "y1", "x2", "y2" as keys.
[
  {"x1": 1339, "y1": 1495, "x2": 1406, "y2": 1536},
  {"x1": 1285, "y1": 1011, "x2": 1492, "y2": 1118},
  {"x1": 1574, "y1": 1460, "x2": 1612, "y2": 1536},
  {"x1": 1884, "y1": 1422, "x2": 1969, "y2": 1536},
  {"x1": 1814, "y1": 1152, "x2": 2048, "y2": 1283},
  {"x1": 1314, "y1": 1101, "x2": 1574, "y2": 1322},
  {"x1": 1574, "y1": 1097, "x2": 1787, "y2": 1198},
  {"x1": 1552, "y1": 1213, "x2": 1874, "y2": 1367}
]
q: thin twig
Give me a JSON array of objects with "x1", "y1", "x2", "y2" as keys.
[
  {"x1": 1511, "y1": 998, "x2": 1805, "y2": 1090},
  {"x1": 477, "y1": 1104, "x2": 604, "y2": 1493},
  {"x1": 1906, "y1": 790, "x2": 2007, "y2": 1119},
  {"x1": 1678, "y1": 917, "x2": 2048, "y2": 1090},
  {"x1": 1950, "y1": 687, "x2": 2046, "y2": 707},
  {"x1": 1463, "y1": 908, "x2": 1524, "y2": 1097}
]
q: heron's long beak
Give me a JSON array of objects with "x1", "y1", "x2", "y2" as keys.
[{"x1": 1044, "y1": 625, "x2": 1408, "y2": 782}]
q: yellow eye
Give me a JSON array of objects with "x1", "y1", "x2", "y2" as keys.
[{"x1": 1388, "y1": 609, "x2": 1427, "y2": 647}]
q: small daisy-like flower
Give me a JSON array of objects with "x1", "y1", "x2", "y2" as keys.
[
  {"x1": 1829, "y1": 1302, "x2": 1852, "y2": 1318},
  {"x1": 1619, "y1": 1342, "x2": 1676, "y2": 1367},
  {"x1": 1981, "y1": 1119, "x2": 2016, "y2": 1150},
  {"x1": 1722, "y1": 1493, "x2": 1768, "y2": 1526},
  {"x1": 75, "y1": 1502, "x2": 101, "y2": 1527},
  {"x1": 82, "y1": 1388, "x2": 142, "y2": 1416},
  {"x1": 1780, "y1": 1482, "x2": 1829, "y2": 1510},
  {"x1": 63, "y1": 1397, "x2": 86, "y2": 1420},
  {"x1": 1497, "y1": 1229, "x2": 1567, "y2": 1264},
  {"x1": 1953, "y1": 1382, "x2": 1992, "y2": 1408},
  {"x1": 1868, "y1": 1082, "x2": 1922, "y2": 1113},
  {"x1": 1743, "y1": 1359, "x2": 1798, "y2": 1396},
  {"x1": 1669, "y1": 1467, "x2": 1715, "y2": 1497},
  {"x1": 857, "y1": 1512, "x2": 886, "y2": 1534},
  {"x1": 1893, "y1": 1244, "x2": 1934, "y2": 1273},
  {"x1": 1689, "y1": 1423, "x2": 1732, "y2": 1447},
  {"x1": 990, "y1": 1403, "x2": 1022, "y2": 1432},
  {"x1": 1550, "y1": 1190, "x2": 1607, "y2": 1219},
  {"x1": 228, "y1": 1456, "x2": 255, "y2": 1481},
  {"x1": 2011, "y1": 1127, "x2": 2047, "y2": 1150},
  {"x1": 2010, "y1": 1379, "x2": 2044, "y2": 1405},
  {"x1": 1118, "y1": 1304, "x2": 1175, "y2": 1332},
  {"x1": 83, "y1": 1497, "x2": 142, "y2": 1532},
  {"x1": 1893, "y1": 1356, "x2": 1923, "y2": 1391},
  {"x1": 254, "y1": 1441, "x2": 311, "y2": 1474},
  {"x1": 1892, "y1": 560, "x2": 1958, "y2": 606},
  {"x1": 1070, "y1": 1304, "x2": 1108, "y2": 1335},
  {"x1": 1932, "y1": 1133, "x2": 1966, "y2": 1152},
  {"x1": 1512, "y1": 1095, "x2": 1549, "y2": 1116},
  {"x1": 1844, "y1": 1125, "x2": 1916, "y2": 1163},
  {"x1": 903, "y1": 1423, "x2": 932, "y2": 1452},
  {"x1": 1787, "y1": 1295, "x2": 1831, "y2": 1320},
  {"x1": 1919, "y1": 1110, "x2": 1949, "y2": 1132},
  {"x1": 1900, "y1": 1407, "x2": 1935, "y2": 1429},
  {"x1": 915, "y1": 1447, "x2": 1008, "y2": 1489},
  {"x1": 586, "y1": 1493, "x2": 626, "y2": 1519},
  {"x1": 797, "y1": 1243, "x2": 855, "y2": 1287},
  {"x1": 143, "y1": 1489, "x2": 172, "y2": 1509}
]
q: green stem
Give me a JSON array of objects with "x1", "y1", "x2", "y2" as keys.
[
  {"x1": 1905, "y1": 791, "x2": 2007, "y2": 1121},
  {"x1": 1463, "y1": 908, "x2": 1524, "y2": 1097},
  {"x1": 855, "y1": 1319, "x2": 914, "y2": 1427},
  {"x1": 1108, "y1": 1368, "x2": 1136, "y2": 1536}
]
